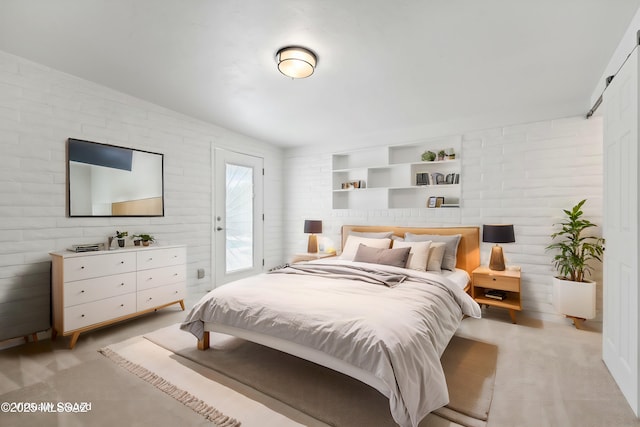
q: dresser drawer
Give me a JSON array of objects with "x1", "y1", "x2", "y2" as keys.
[
  {"x1": 136, "y1": 265, "x2": 186, "y2": 291},
  {"x1": 64, "y1": 272, "x2": 136, "y2": 307},
  {"x1": 64, "y1": 293, "x2": 136, "y2": 332},
  {"x1": 473, "y1": 273, "x2": 520, "y2": 292},
  {"x1": 137, "y1": 247, "x2": 186, "y2": 271},
  {"x1": 64, "y1": 252, "x2": 137, "y2": 282},
  {"x1": 137, "y1": 283, "x2": 186, "y2": 311}
]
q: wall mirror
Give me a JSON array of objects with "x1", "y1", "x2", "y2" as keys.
[{"x1": 67, "y1": 138, "x2": 164, "y2": 217}]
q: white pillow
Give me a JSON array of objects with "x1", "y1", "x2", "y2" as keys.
[
  {"x1": 340, "y1": 236, "x2": 392, "y2": 261},
  {"x1": 426, "y1": 242, "x2": 447, "y2": 272},
  {"x1": 392, "y1": 240, "x2": 431, "y2": 271}
]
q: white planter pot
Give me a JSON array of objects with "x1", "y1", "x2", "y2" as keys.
[{"x1": 552, "y1": 277, "x2": 596, "y2": 320}]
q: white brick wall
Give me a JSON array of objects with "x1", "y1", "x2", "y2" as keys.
[
  {"x1": 0, "y1": 50, "x2": 283, "y2": 341},
  {"x1": 283, "y1": 116, "x2": 604, "y2": 322}
]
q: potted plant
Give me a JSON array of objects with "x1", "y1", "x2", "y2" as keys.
[
  {"x1": 546, "y1": 199, "x2": 605, "y2": 327},
  {"x1": 421, "y1": 150, "x2": 436, "y2": 162},
  {"x1": 437, "y1": 150, "x2": 446, "y2": 161},
  {"x1": 445, "y1": 147, "x2": 456, "y2": 160},
  {"x1": 134, "y1": 234, "x2": 155, "y2": 246},
  {"x1": 115, "y1": 231, "x2": 128, "y2": 248}
]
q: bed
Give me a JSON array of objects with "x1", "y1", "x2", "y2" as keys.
[{"x1": 181, "y1": 225, "x2": 481, "y2": 427}]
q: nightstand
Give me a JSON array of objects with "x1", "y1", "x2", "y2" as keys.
[
  {"x1": 291, "y1": 251, "x2": 337, "y2": 263},
  {"x1": 471, "y1": 266, "x2": 521, "y2": 323}
]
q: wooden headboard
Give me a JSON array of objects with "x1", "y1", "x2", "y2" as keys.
[{"x1": 341, "y1": 225, "x2": 480, "y2": 276}]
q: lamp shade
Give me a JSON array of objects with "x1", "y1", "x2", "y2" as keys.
[
  {"x1": 482, "y1": 224, "x2": 515, "y2": 243},
  {"x1": 304, "y1": 220, "x2": 322, "y2": 234},
  {"x1": 276, "y1": 46, "x2": 317, "y2": 79}
]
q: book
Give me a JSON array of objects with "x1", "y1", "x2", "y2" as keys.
[
  {"x1": 68, "y1": 243, "x2": 105, "y2": 253},
  {"x1": 484, "y1": 289, "x2": 507, "y2": 300}
]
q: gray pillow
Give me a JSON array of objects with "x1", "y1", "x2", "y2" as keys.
[
  {"x1": 404, "y1": 233, "x2": 461, "y2": 271},
  {"x1": 349, "y1": 231, "x2": 394, "y2": 239},
  {"x1": 353, "y1": 244, "x2": 411, "y2": 268}
]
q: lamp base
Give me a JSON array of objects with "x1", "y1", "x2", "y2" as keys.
[
  {"x1": 307, "y1": 234, "x2": 318, "y2": 253},
  {"x1": 489, "y1": 245, "x2": 506, "y2": 271}
]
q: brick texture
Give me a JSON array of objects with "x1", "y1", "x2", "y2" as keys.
[
  {"x1": 0, "y1": 51, "x2": 283, "y2": 342},
  {"x1": 283, "y1": 116, "x2": 604, "y2": 322}
]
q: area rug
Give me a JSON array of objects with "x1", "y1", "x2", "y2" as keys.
[{"x1": 102, "y1": 324, "x2": 497, "y2": 427}]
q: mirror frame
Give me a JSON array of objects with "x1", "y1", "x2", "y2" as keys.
[{"x1": 66, "y1": 138, "x2": 165, "y2": 217}]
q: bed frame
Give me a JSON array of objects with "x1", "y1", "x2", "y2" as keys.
[{"x1": 197, "y1": 225, "x2": 480, "y2": 398}]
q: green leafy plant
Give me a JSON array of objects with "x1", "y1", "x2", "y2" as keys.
[
  {"x1": 133, "y1": 234, "x2": 154, "y2": 242},
  {"x1": 115, "y1": 230, "x2": 128, "y2": 239},
  {"x1": 546, "y1": 199, "x2": 605, "y2": 282},
  {"x1": 421, "y1": 150, "x2": 436, "y2": 161}
]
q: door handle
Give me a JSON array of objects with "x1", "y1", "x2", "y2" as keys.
[{"x1": 216, "y1": 227, "x2": 224, "y2": 231}]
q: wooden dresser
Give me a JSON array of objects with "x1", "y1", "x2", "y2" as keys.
[{"x1": 50, "y1": 245, "x2": 186, "y2": 348}]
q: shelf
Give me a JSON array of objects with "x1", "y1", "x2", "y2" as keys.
[
  {"x1": 474, "y1": 295, "x2": 521, "y2": 310},
  {"x1": 331, "y1": 137, "x2": 462, "y2": 209}
]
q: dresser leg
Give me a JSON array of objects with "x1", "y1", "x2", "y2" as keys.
[
  {"x1": 179, "y1": 300, "x2": 185, "y2": 311},
  {"x1": 509, "y1": 309, "x2": 517, "y2": 324},
  {"x1": 51, "y1": 328, "x2": 58, "y2": 341},
  {"x1": 69, "y1": 332, "x2": 80, "y2": 349},
  {"x1": 32, "y1": 333, "x2": 38, "y2": 343}
]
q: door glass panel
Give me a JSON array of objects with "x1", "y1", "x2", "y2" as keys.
[{"x1": 225, "y1": 163, "x2": 253, "y2": 272}]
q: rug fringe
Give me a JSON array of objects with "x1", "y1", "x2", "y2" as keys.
[{"x1": 99, "y1": 347, "x2": 241, "y2": 426}]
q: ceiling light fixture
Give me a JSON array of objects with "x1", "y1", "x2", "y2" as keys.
[{"x1": 276, "y1": 46, "x2": 317, "y2": 79}]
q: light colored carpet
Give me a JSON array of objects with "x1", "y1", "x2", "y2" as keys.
[{"x1": 101, "y1": 324, "x2": 497, "y2": 426}]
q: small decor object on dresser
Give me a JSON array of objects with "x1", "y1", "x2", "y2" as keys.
[
  {"x1": 134, "y1": 234, "x2": 155, "y2": 247},
  {"x1": 115, "y1": 230, "x2": 128, "y2": 248}
]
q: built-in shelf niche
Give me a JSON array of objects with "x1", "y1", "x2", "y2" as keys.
[{"x1": 331, "y1": 136, "x2": 462, "y2": 209}]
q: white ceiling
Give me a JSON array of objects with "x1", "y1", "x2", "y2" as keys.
[{"x1": 1, "y1": 1, "x2": 638, "y2": 148}]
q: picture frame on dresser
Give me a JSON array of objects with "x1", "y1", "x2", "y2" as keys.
[{"x1": 49, "y1": 245, "x2": 187, "y2": 349}]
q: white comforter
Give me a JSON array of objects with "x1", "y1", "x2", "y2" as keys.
[{"x1": 181, "y1": 259, "x2": 481, "y2": 427}]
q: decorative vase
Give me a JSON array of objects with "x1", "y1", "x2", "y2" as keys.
[
  {"x1": 134, "y1": 240, "x2": 141, "y2": 246},
  {"x1": 142, "y1": 241, "x2": 150, "y2": 246}
]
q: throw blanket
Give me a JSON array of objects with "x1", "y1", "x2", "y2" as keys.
[
  {"x1": 270, "y1": 262, "x2": 410, "y2": 287},
  {"x1": 181, "y1": 259, "x2": 481, "y2": 427}
]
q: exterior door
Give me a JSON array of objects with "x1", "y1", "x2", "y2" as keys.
[
  {"x1": 602, "y1": 47, "x2": 639, "y2": 416},
  {"x1": 214, "y1": 148, "x2": 264, "y2": 286}
]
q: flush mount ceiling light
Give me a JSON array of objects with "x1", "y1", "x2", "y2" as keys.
[{"x1": 276, "y1": 46, "x2": 317, "y2": 79}]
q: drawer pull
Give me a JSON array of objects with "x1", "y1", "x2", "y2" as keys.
[
  {"x1": 492, "y1": 278, "x2": 496, "y2": 281},
  {"x1": 120, "y1": 261, "x2": 124, "y2": 264},
  {"x1": 81, "y1": 314, "x2": 85, "y2": 317},
  {"x1": 148, "y1": 297, "x2": 153, "y2": 301},
  {"x1": 148, "y1": 258, "x2": 153, "y2": 261},
  {"x1": 80, "y1": 266, "x2": 85, "y2": 269},
  {"x1": 174, "y1": 273, "x2": 178, "y2": 276},
  {"x1": 120, "y1": 282, "x2": 124, "y2": 286},
  {"x1": 120, "y1": 304, "x2": 124, "y2": 307},
  {"x1": 80, "y1": 290, "x2": 85, "y2": 293}
]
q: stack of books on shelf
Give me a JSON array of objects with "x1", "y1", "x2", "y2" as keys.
[
  {"x1": 416, "y1": 172, "x2": 460, "y2": 186},
  {"x1": 68, "y1": 243, "x2": 105, "y2": 253},
  {"x1": 484, "y1": 289, "x2": 508, "y2": 301}
]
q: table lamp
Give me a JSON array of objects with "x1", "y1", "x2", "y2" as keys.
[
  {"x1": 304, "y1": 220, "x2": 322, "y2": 253},
  {"x1": 482, "y1": 224, "x2": 515, "y2": 271}
]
